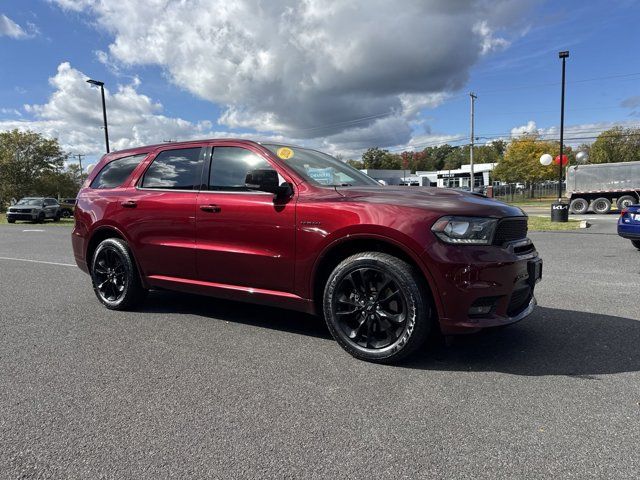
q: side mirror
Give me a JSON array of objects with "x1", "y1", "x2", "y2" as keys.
[{"x1": 245, "y1": 169, "x2": 293, "y2": 198}]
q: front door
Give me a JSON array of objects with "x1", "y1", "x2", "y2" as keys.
[
  {"x1": 119, "y1": 146, "x2": 206, "y2": 280},
  {"x1": 195, "y1": 144, "x2": 296, "y2": 293}
]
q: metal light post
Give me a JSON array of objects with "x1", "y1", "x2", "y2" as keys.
[
  {"x1": 549, "y1": 51, "x2": 570, "y2": 222},
  {"x1": 469, "y1": 92, "x2": 477, "y2": 191},
  {"x1": 557, "y1": 51, "x2": 569, "y2": 200},
  {"x1": 86, "y1": 79, "x2": 110, "y2": 153}
]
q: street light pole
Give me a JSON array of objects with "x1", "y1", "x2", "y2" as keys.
[
  {"x1": 558, "y1": 51, "x2": 569, "y2": 201},
  {"x1": 86, "y1": 79, "x2": 110, "y2": 153},
  {"x1": 469, "y1": 92, "x2": 477, "y2": 191}
]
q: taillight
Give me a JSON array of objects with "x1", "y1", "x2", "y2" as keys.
[{"x1": 620, "y1": 209, "x2": 628, "y2": 217}]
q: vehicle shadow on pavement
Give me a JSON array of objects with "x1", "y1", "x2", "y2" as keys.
[
  {"x1": 407, "y1": 306, "x2": 640, "y2": 376},
  {"x1": 140, "y1": 290, "x2": 332, "y2": 340}
]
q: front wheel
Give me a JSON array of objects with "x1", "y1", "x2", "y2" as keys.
[
  {"x1": 91, "y1": 238, "x2": 146, "y2": 310},
  {"x1": 7, "y1": 218, "x2": 15, "y2": 224},
  {"x1": 632, "y1": 240, "x2": 640, "y2": 250},
  {"x1": 323, "y1": 252, "x2": 432, "y2": 363}
]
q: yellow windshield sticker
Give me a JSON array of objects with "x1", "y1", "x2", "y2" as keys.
[{"x1": 276, "y1": 147, "x2": 294, "y2": 160}]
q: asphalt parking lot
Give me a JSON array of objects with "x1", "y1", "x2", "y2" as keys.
[{"x1": 1, "y1": 221, "x2": 639, "y2": 479}]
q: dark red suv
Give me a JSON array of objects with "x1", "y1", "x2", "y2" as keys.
[{"x1": 72, "y1": 139, "x2": 542, "y2": 363}]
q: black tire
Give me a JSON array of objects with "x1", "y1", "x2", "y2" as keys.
[
  {"x1": 37, "y1": 212, "x2": 45, "y2": 223},
  {"x1": 592, "y1": 197, "x2": 611, "y2": 214},
  {"x1": 617, "y1": 195, "x2": 637, "y2": 211},
  {"x1": 91, "y1": 238, "x2": 146, "y2": 310},
  {"x1": 7, "y1": 218, "x2": 15, "y2": 224},
  {"x1": 323, "y1": 252, "x2": 432, "y2": 364},
  {"x1": 569, "y1": 198, "x2": 589, "y2": 215},
  {"x1": 53, "y1": 212, "x2": 61, "y2": 222},
  {"x1": 632, "y1": 240, "x2": 640, "y2": 250},
  {"x1": 61, "y1": 209, "x2": 72, "y2": 218}
]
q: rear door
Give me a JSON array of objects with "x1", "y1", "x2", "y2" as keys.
[
  {"x1": 119, "y1": 145, "x2": 207, "y2": 281},
  {"x1": 195, "y1": 144, "x2": 296, "y2": 293}
]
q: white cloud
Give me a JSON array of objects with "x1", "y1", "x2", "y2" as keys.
[
  {"x1": 0, "y1": 14, "x2": 31, "y2": 39},
  {"x1": 50, "y1": 0, "x2": 535, "y2": 145},
  {"x1": 0, "y1": 62, "x2": 289, "y2": 155},
  {"x1": 0, "y1": 108, "x2": 22, "y2": 117},
  {"x1": 511, "y1": 120, "x2": 539, "y2": 136}
]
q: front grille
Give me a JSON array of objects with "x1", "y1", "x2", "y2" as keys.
[
  {"x1": 507, "y1": 286, "x2": 532, "y2": 317},
  {"x1": 493, "y1": 217, "x2": 528, "y2": 246}
]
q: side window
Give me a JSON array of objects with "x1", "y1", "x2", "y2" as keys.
[
  {"x1": 209, "y1": 147, "x2": 274, "y2": 191},
  {"x1": 45, "y1": 199, "x2": 56, "y2": 206},
  {"x1": 141, "y1": 148, "x2": 204, "y2": 190},
  {"x1": 91, "y1": 154, "x2": 146, "y2": 189}
]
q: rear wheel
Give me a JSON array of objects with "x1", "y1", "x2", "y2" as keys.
[
  {"x1": 617, "y1": 195, "x2": 637, "y2": 211},
  {"x1": 632, "y1": 240, "x2": 640, "y2": 250},
  {"x1": 53, "y1": 212, "x2": 61, "y2": 222},
  {"x1": 569, "y1": 198, "x2": 589, "y2": 215},
  {"x1": 592, "y1": 197, "x2": 611, "y2": 214},
  {"x1": 61, "y1": 209, "x2": 72, "y2": 218},
  {"x1": 323, "y1": 252, "x2": 432, "y2": 363},
  {"x1": 91, "y1": 238, "x2": 146, "y2": 310},
  {"x1": 36, "y1": 212, "x2": 45, "y2": 223},
  {"x1": 7, "y1": 218, "x2": 15, "y2": 224}
]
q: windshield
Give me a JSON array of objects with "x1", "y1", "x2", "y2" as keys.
[
  {"x1": 263, "y1": 144, "x2": 380, "y2": 187},
  {"x1": 16, "y1": 198, "x2": 43, "y2": 206}
]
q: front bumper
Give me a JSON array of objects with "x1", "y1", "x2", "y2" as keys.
[
  {"x1": 6, "y1": 212, "x2": 38, "y2": 221},
  {"x1": 423, "y1": 240, "x2": 542, "y2": 334}
]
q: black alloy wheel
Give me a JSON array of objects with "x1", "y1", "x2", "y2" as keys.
[
  {"x1": 91, "y1": 238, "x2": 146, "y2": 310},
  {"x1": 323, "y1": 252, "x2": 431, "y2": 363},
  {"x1": 334, "y1": 267, "x2": 408, "y2": 349},
  {"x1": 93, "y1": 246, "x2": 128, "y2": 303}
]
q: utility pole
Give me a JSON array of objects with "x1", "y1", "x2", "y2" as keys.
[
  {"x1": 469, "y1": 92, "x2": 477, "y2": 191},
  {"x1": 76, "y1": 154, "x2": 85, "y2": 181}
]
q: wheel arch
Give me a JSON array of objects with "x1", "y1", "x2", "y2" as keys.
[
  {"x1": 86, "y1": 225, "x2": 149, "y2": 289},
  {"x1": 310, "y1": 234, "x2": 443, "y2": 320}
]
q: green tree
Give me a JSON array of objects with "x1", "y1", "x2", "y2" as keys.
[
  {"x1": 493, "y1": 135, "x2": 559, "y2": 185},
  {"x1": 0, "y1": 129, "x2": 67, "y2": 206},
  {"x1": 589, "y1": 126, "x2": 640, "y2": 163},
  {"x1": 361, "y1": 147, "x2": 401, "y2": 169}
]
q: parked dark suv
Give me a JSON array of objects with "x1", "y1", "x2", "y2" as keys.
[
  {"x1": 7, "y1": 197, "x2": 61, "y2": 223},
  {"x1": 73, "y1": 140, "x2": 542, "y2": 363}
]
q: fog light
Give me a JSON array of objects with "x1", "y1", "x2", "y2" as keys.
[
  {"x1": 469, "y1": 305, "x2": 492, "y2": 316},
  {"x1": 468, "y1": 296, "x2": 500, "y2": 317}
]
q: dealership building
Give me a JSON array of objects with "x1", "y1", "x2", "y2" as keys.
[{"x1": 361, "y1": 163, "x2": 496, "y2": 188}]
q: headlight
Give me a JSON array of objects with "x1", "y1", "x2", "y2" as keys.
[{"x1": 431, "y1": 216, "x2": 498, "y2": 245}]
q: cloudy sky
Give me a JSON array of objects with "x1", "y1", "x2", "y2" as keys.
[{"x1": 1, "y1": 0, "x2": 639, "y2": 166}]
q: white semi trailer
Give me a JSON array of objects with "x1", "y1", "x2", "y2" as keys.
[{"x1": 566, "y1": 160, "x2": 640, "y2": 214}]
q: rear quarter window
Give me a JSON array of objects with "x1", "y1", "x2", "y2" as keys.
[{"x1": 90, "y1": 154, "x2": 147, "y2": 189}]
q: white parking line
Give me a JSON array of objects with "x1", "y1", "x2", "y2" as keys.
[
  {"x1": 22, "y1": 229, "x2": 45, "y2": 232},
  {"x1": 0, "y1": 256, "x2": 77, "y2": 267}
]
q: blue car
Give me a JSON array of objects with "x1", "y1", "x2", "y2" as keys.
[{"x1": 618, "y1": 204, "x2": 640, "y2": 250}]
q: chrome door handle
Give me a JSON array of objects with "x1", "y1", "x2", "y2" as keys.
[
  {"x1": 121, "y1": 200, "x2": 137, "y2": 208},
  {"x1": 199, "y1": 204, "x2": 221, "y2": 213}
]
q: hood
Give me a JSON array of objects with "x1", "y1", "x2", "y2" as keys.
[{"x1": 336, "y1": 186, "x2": 525, "y2": 218}]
